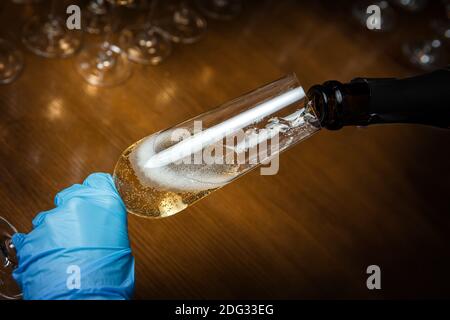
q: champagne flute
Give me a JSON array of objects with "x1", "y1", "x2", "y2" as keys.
[
  {"x1": 75, "y1": 0, "x2": 132, "y2": 87},
  {"x1": 0, "y1": 217, "x2": 21, "y2": 300},
  {"x1": 0, "y1": 39, "x2": 24, "y2": 85},
  {"x1": 402, "y1": 19, "x2": 450, "y2": 71},
  {"x1": 158, "y1": 0, "x2": 207, "y2": 44},
  {"x1": 22, "y1": 0, "x2": 82, "y2": 58},
  {"x1": 195, "y1": 0, "x2": 242, "y2": 20},
  {"x1": 120, "y1": 0, "x2": 172, "y2": 65}
]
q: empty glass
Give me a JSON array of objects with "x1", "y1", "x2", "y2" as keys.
[
  {"x1": 158, "y1": 0, "x2": 207, "y2": 44},
  {"x1": 75, "y1": 0, "x2": 132, "y2": 86},
  {"x1": 0, "y1": 217, "x2": 21, "y2": 300},
  {"x1": 352, "y1": 0, "x2": 396, "y2": 31},
  {"x1": 22, "y1": 0, "x2": 82, "y2": 58},
  {"x1": 120, "y1": 0, "x2": 172, "y2": 65},
  {"x1": 391, "y1": 0, "x2": 428, "y2": 12},
  {"x1": 0, "y1": 40, "x2": 24, "y2": 85},
  {"x1": 196, "y1": 0, "x2": 242, "y2": 20},
  {"x1": 83, "y1": 0, "x2": 109, "y2": 34}
]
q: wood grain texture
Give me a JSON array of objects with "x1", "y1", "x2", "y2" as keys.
[{"x1": 0, "y1": 0, "x2": 449, "y2": 299}]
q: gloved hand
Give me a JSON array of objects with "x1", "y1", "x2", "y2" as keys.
[{"x1": 11, "y1": 173, "x2": 134, "y2": 300}]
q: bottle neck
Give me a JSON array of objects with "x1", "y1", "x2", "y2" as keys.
[
  {"x1": 307, "y1": 80, "x2": 370, "y2": 130},
  {"x1": 307, "y1": 67, "x2": 450, "y2": 130}
]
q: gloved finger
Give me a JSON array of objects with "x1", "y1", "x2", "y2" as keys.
[
  {"x1": 11, "y1": 233, "x2": 26, "y2": 252},
  {"x1": 31, "y1": 208, "x2": 60, "y2": 228},
  {"x1": 83, "y1": 173, "x2": 117, "y2": 193},
  {"x1": 54, "y1": 183, "x2": 85, "y2": 207}
]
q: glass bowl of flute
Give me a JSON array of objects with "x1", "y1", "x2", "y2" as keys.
[{"x1": 113, "y1": 74, "x2": 321, "y2": 218}]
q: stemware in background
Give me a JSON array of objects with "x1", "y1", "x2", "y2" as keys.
[
  {"x1": 158, "y1": 0, "x2": 207, "y2": 44},
  {"x1": 402, "y1": 20, "x2": 450, "y2": 71},
  {"x1": 0, "y1": 217, "x2": 21, "y2": 299},
  {"x1": 390, "y1": 0, "x2": 427, "y2": 12},
  {"x1": 0, "y1": 39, "x2": 24, "y2": 84},
  {"x1": 352, "y1": 0, "x2": 396, "y2": 31},
  {"x1": 10, "y1": 0, "x2": 42, "y2": 3},
  {"x1": 75, "y1": 0, "x2": 133, "y2": 87},
  {"x1": 120, "y1": 0, "x2": 172, "y2": 65},
  {"x1": 123, "y1": 0, "x2": 146, "y2": 9},
  {"x1": 195, "y1": 0, "x2": 242, "y2": 20},
  {"x1": 0, "y1": 1, "x2": 24, "y2": 84},
  {"x1": 83, "y1": 0, "x2": 109, "y2": 34},
  {"x1": 444, "y1": 0, "x2": 450, "y2": 19},
  {"x1": 22, "y1": 0, "x2": 82, "y2": 58}
]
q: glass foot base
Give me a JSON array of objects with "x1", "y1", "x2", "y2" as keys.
[
  {"x1": 196, "y1": 0, "x2": 242, "y2": 20},
  {"x1": 402, "y1": 40, "x2": 447, "y2": 71},
  {"x1": 159, "y1": 7, "x2": 207, "y2": 44},
  {"x1": 121, "y1": 26, "x2": 172, "y2": 65},
  {"x1": 0, "y1": 217, "x2": 21, "y2": 300},
  {"x1": 0, "y1": 39, "x2": 24, "y2": 85},
  {"x1": 83, "y1": 10, "x2": 110, "y2": 35},
  {"x1": 22, "y1": 16, "x2": 82, "y2": 58},
  {"x1": 75, "y1": 42, "x2": 132, "y2": 87}
]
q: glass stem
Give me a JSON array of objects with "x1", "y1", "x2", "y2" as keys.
[
  {"x1": 145, "y1": 0, "x2": 158, "y2": 29},
  {"x1": 104, "y1": 3, "x2": 121, "y2": 46},
  {"x1": 49, "y1": 0, "x2": 59, "y2": 21}
]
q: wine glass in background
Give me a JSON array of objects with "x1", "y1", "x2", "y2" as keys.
[
  {"x1": 0, "y1": 39, "x2": 24, "y2": 84},
  {"x1": 120, "y1": 0, "x2": 172, "y2": 65},
  {"x1": 75, "y1": 0, "x2": 133, "y2": 87},
  {"x1": 444, "y1": 0, "x2": 450, "y2": 18},
  {"x1": 158, "y1": 0, "x2": 207, "y2": 44},
  {"x1": 0, "y1": 217, "x2": 21, "y2": 300},
  {"x1": 22, "y1": 0, "x2": 82, "y2": 58},
  {"x1": 123, "y1": 0, "x2": 147, "y2": 9},
  {"x1": 352, "y1": 0, "x2": 396, "y2": 31},
  {"x1": 390, "y1": 0, "x2": 428, "y2": 12},
  {"x1": 402, "y1": 19, "x2": 450, "y2": 71},
  {"x1": 10, "y1": 0, "x2": 42, "y2": 3},
  {"x1": 83, "y1": 0, "x2": 110, "y2": 34},
  {"x1": 195, "y1": 0, "x2": 242, "y2": 20},
  {"x1": 0, "y1": 1, "x2": 24, "y2": 84}
]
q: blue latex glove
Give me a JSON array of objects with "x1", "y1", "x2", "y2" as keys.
[{"x1": 11, "y1": 173, "x2": 135, "y2": 300}]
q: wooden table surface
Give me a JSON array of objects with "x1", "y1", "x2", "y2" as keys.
[{"x1": 1, "y1": 0, "x2": 449, "y2": 299}]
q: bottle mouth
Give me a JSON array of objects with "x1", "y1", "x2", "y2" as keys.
[{"x1": 306, "y1": 84, "x2": 329, "y2": 128}]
